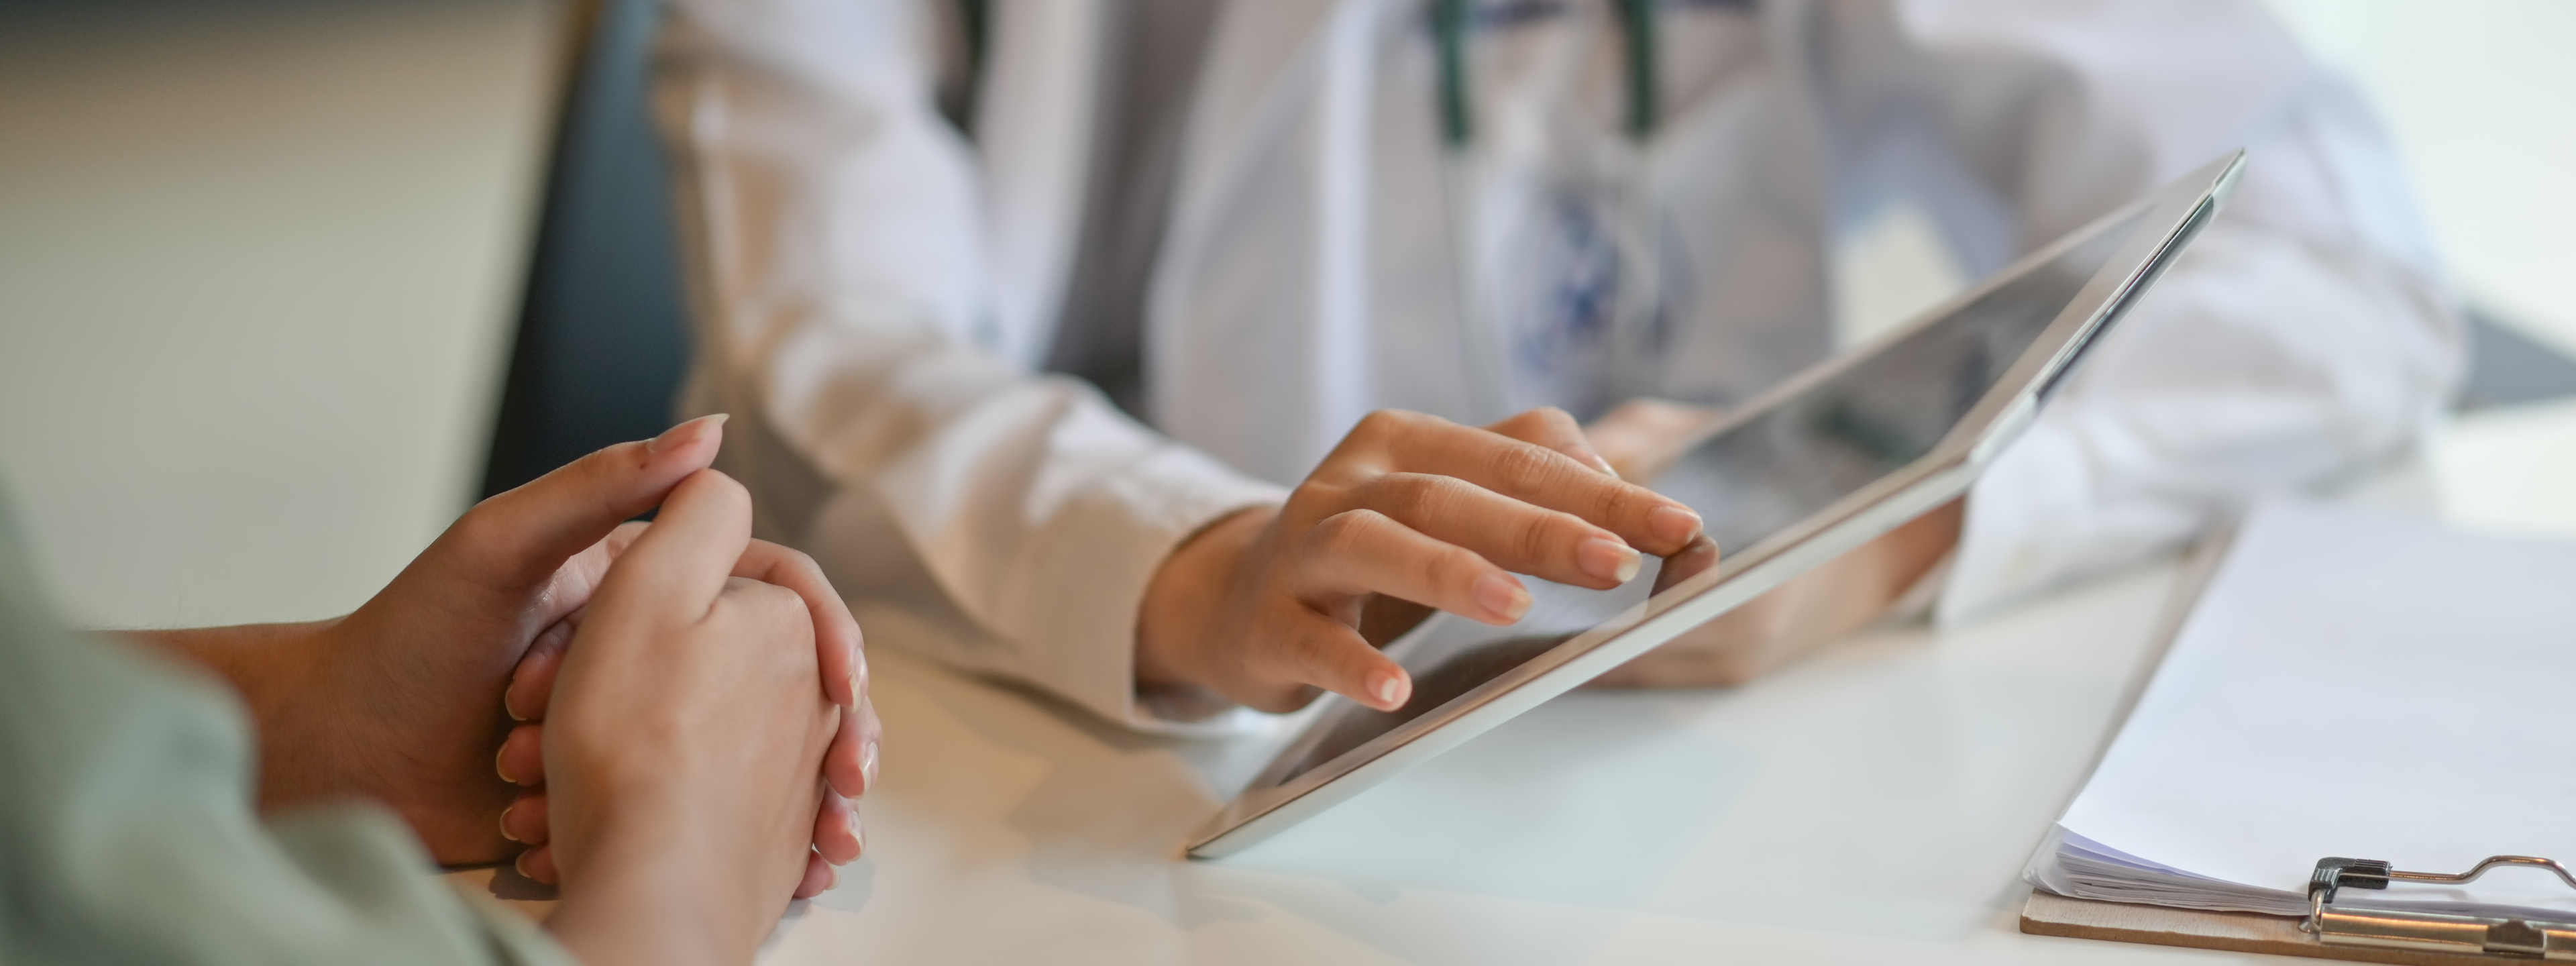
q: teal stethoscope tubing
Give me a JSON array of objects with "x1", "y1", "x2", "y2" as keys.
[
  {"x1": 1436, "y1": 0, "x2": 1660, "y2": 147},
  {"x1": 1435, "y1": 0, "x2": 1665, "y2": 421}
]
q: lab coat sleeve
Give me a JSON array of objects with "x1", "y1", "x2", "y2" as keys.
[
  {"x1": 1815, "y1": 0, "x2": 2465, "y2": 619},
  {"x1": 653, "y1": 0, "x2": 1287, "y2": 732}
]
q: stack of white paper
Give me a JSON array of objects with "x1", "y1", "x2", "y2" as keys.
[{"x1": 2027, "y1": 501, "x2": 2576, "y2": 920}]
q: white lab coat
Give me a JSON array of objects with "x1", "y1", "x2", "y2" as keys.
[{"x1": 652, "y1": 0, "x2": 2460, "y2": 732}]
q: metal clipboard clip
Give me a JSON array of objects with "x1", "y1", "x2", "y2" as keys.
[{"x1": 2307, "y1": 856, "x2": 2576, "y2": 959}]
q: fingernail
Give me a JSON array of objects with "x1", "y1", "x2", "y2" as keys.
[
  {"x1": 494, "y1": 746, "x2": 516, "y2": 785},
  {"x1": 1578, "y1": 537, "x2": 1643, "y2": 584},
  {"x1": 1472, "y1": 574, "x2": 1531, "y2": 623},
  {"x1": 513, "y1": 850, "x2": 533, "y2": 879},
  {"x1": 1367, "y1": 669, "x2": 1409, "y2": 710},
  {"x1": 645, "y1": 413, "x2": 728, "y2": 455},
  {"x1": 1589, "y1": 453, "x2": 1621, "y2": 480},
  {"x1": 861, "y1": 741, "x2": 879, "y2": 792},
  {"x1": 498, "y1": 804, "x2": 521, "y2": 843},
  {"x1": 1650, "y1": 504, "x2": 1703, "y2": 546},
  {"x1": 504, "y1": 689, "x2": 527, "y2": 723}
]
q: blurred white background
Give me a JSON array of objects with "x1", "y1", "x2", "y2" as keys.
[
  {"x1": 1836, "y1": 1, "x2": 2576, "y2": 354},
  {"x1": 2267, "y1": 0, "x2": 2576, "y2": 355},
  {"x1": 0, "y1": 0, "x2": 2567, "y2": 627}
]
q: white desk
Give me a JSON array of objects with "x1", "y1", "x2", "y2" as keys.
[{"x1": 749, "y1": 558, "x2": 2206, "y2": 965}]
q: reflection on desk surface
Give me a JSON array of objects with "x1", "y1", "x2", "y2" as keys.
[
  {"x1": 1274, "y1": 529, "x2": 1733, "y2": 786},
  {"x1": 1288, "y1": 634, "x2": 1574, "y2": 779},
  {"x1": 1271, "y1": 556, "x2": 1664, "y2": 786}
]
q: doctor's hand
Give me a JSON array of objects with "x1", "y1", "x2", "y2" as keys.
[{"x1": 1136, "y1": 408, "x2": 1708, "y2": 714}]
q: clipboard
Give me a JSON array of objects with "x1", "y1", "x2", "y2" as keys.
[
  {"x1": 2017, "y1": 521, "x2": 2576, "y2": 962},
  {"x1": 2025, "y1": 856, "x2": 2576, "y2": 963}
]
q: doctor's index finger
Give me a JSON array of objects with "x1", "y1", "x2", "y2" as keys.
[
  {"x1": 1289, "y1": 507, "x2": 1534, "y2": 622},
  {"x1": 1375, "y1": 413, "x2": 1703, "y2": 556},
  {"x1": 1334, "y1": 474, "x2": 1638, "y2": 591},
  {"x1": 596, "y1": 469, "x2": 757, "y2": 618}
]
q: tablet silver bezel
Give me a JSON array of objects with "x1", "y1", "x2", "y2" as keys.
[{"x1": 1186, "y1": 152, "x2": 2246, "y2": 859}]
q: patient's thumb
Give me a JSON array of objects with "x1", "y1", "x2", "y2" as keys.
[{"x1": 445, "y1": 415, "x2": 729, "y2": 586}]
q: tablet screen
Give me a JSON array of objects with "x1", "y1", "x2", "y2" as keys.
[
  {"x1": 1654, "y1": 208, "x2": 2148, "y2": 552},
  {"x1": 1273, "y1": 209, "x2": 2151, "y2": 783}
]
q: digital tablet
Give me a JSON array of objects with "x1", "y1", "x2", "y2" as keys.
[{"x1": 1186, "y1": 152, "x2": 2247, "y2": 858}]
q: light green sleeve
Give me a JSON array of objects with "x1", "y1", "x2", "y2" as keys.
[{"x1": 0, "y1": 501, "x2": 580, "y2": 966}]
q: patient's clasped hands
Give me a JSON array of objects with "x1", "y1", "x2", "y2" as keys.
[
  {"x1": 529, "y1": 463, "x2": 856, "y2": 963},
  {"x1": 481, "y1": 421, "x2": 876, "y2": 899},
  {"x1": 144, "y1": 415, "x2": 878, "y2": 964}
]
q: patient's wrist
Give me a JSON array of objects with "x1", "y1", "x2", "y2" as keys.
[
  {"x1": 547, "y1": 783, "x2": 785, "y2": 965},
  {"x1": 124, "y1": 620, "x2": 333, "y2": 698},
  {"x1": 126, "y1": 621, "x2": 348, "y2": 806},
  {"x1": 548, "y1": 851, "x2": 729, "y2": 966}
]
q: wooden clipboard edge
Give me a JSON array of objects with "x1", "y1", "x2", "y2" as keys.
[{"x1": 2020, "y1": 891, "x2": 2504, "y2": 965}]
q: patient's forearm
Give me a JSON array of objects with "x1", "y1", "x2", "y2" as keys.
[
  {"x1": 125, "y1": 621, "x2": 356, "y2": 812},
  {"x1": 128, "y1": 623, "x2": 330, "y2": 694}
]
